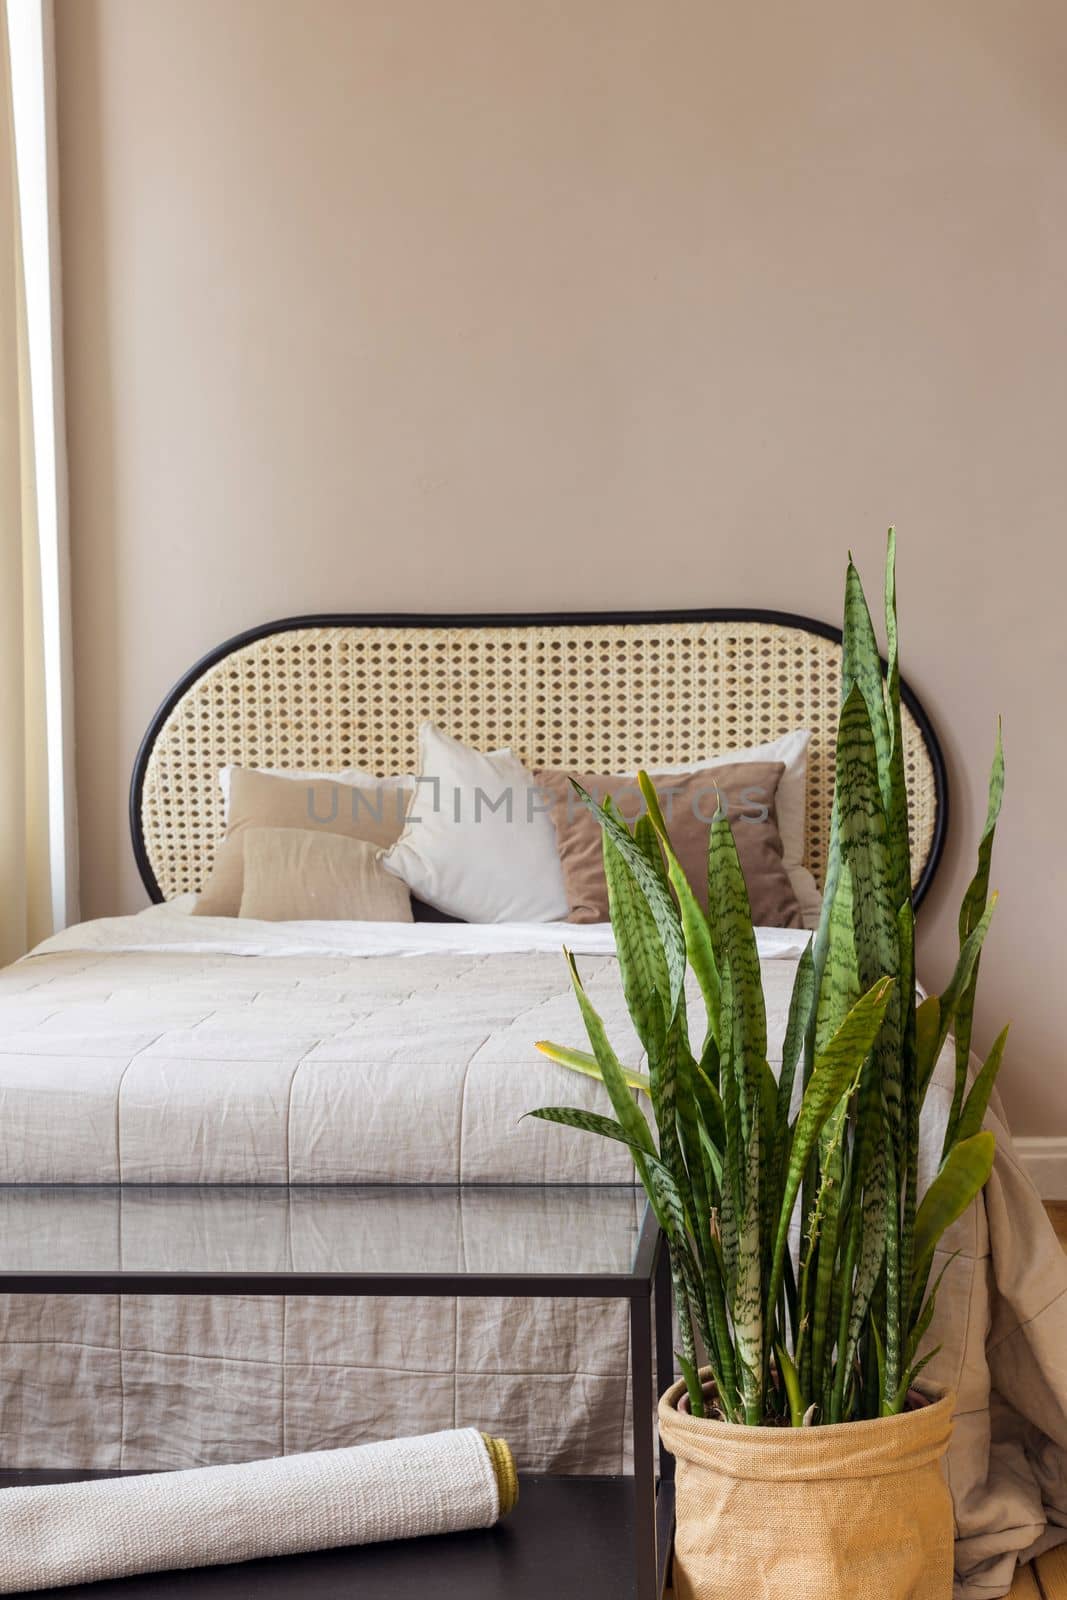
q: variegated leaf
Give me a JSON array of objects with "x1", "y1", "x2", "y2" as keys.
[
  {"x1": 814, "y1": 857, "x2": 860, "y2": 1051},
  {"x1": 914, "y1": 996, "x2": 941, "y2": 1100},
  {"x1": 525, "y1": 1106, "x2": 634, "y2": 1145},
  {"x1": 638, "y1": 772, "x2": 721, "y2": 1047},
  {"x1": 733, "y1": 1115, "x2": 764, "y2": 1422},
  {"x1": 842, "y1": 555, "x2": 893, "y2": 820},
  {"x1": 883, "y1": 529, "x2": 912, "y2": 906},
  {"x1": 946, "y1": 731, "x2": 1004, "y2": 1135},
  {"x1": 950, "y1": 1025, "x2": 1009, "y2": 1150},
  {"x1": 572, "y1": 779, "x2": 686, "y2": 1021},
  {"x1": 840, "y1": 1152, "x2": 888, "y2": 1412},
  {"x1": 603, "y1": 801, "x2": 671, "y2": 1055},
  {"x1": 564, "y1": 952, "x2": 655, "y2": 1157},
  {"x1": 765, "y1": 977, "x2": 894, "y2": 1351},
  {"x1": 535, "y1": 1040, "x2": 651, "y2": 1096},
  {"x1": 774, "y1": 941, "x2": 814, "y2": 1163},
  {"x1": 707, "y1": 809, "x2": 767, "y2": 1145},
  {"x1": 910, "y1": 1132, "x2": 996, "y2": 1310},
  {"x1": 955, "y1": 724, "x2": 1004, "y2": 1065},
  {"x1": 925, "y1": 895, "x2": 999, "y2": 1096}
]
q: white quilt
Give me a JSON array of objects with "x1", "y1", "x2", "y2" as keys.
[
  {"x1": 0, "y1": 901, "x2": 806, "y2": 1184},
  {"x1": 0, "y1": 905, "x2": 1064, "y2": 1598}
]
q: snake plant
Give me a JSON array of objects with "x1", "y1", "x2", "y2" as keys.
[{"x1": 530, "y1": 532, "x2": 1005, "y2": 1425}]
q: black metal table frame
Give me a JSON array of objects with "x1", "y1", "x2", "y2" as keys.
[{"x1": 0, "y1": 1198, "x2": 675, "y2": 1600}]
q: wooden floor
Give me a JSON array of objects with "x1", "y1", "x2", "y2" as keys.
[{"x1": 1001, "y1": 1204, "x2": 1065, "y2": 1600}]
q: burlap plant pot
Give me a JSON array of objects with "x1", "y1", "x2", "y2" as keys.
[{"x1": 659, "y1": 1372, "x2": 955, "y2": 1600}]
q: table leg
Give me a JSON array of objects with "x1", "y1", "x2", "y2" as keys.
[
  {"x1": 630, "y1": 1291, "x2": 657, "y2": 1600},
  {"x1": 654, "y1": 1241, "x2": 674, "y2": 1483}
]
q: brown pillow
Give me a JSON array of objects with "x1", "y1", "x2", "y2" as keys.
[
  {"x1": 238, "y1": 828, "x2": 413, "y2": 923},
  {"x1": 534, "y1": 760, "x2": 804, "y2": 928},
  {"x1": 194, "y1": 769, "x2": 410, "y2": 917}
]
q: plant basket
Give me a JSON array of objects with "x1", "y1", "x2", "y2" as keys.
[{"x1": 659, "y1": 1371, "x2": 955, "y2": 1600}]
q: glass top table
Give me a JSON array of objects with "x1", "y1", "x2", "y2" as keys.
[
  {"x1": 0, "y1": 1183, "x2": 672, "y2": 1598},
  {"x1": 0, "y1": 1182, "x2": 655, "y2": 1294}
]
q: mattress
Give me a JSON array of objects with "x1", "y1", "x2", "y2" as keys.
[{"x1": 0, "y1": 906, "x2": 1064, "y2": 1598}]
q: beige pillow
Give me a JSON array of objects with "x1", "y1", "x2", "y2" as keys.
[
  {"x1": 641, "y1": 730, "x2": 820, "y2": 925},
  {"x1": 238, "y1": 828, "x2": 413, "y2": 922},
  {"x1": 535, "y1": 759, "x2": 804, "y2": 929},
  {"x1": 194, "y1": 768, "x2": 410, "y2": 917}
]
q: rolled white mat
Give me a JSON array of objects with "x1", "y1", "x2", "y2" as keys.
[{"x1": 0, "y1": 1427, "x2": 518, "y2": 1592}]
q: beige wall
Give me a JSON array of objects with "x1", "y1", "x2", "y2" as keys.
[{"x1": 55, "y1": 0, "x2": 1066, "y2": 1133}]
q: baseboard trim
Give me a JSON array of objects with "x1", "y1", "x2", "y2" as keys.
[{"x1": 1015, "y1": 1137, "x2": 1067, "y2": 1201}]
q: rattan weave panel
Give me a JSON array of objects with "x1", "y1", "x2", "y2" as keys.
[{"x1": 138, "y1": 621, "x2": 939, "y2": 902}]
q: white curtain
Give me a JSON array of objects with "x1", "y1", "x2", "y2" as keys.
[{"x1": 0, "y1": 0, "x2": 75, "y2": 965}]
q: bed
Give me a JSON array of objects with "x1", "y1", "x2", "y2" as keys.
[{"x1": 1, "y1": 609, "x2": 1063, "y2": 1599}]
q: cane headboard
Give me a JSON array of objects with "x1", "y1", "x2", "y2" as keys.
[{"x1": 130, "y1": 609, "x2": 947, "y2": 908}]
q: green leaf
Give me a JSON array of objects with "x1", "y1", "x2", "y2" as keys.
[
  {"x1": 836, "y1": 683, "x2": 902, "y2": 1150},
  {"x1": 643, "y1": 1153, "x2": 691, "y2": 1242},
  {"x1": 882, "y1": 529, "x2": 912, "y2": 907},
  {"x1": 776, "y1": 1341, "x2": 806, "y2": 1428},
  {"x1": 955, "y1": 725, "x2": 1005, "y2": 1067},
  {"x1": 842, "y1": 554, "x2": 893, "y2": 821},
  {"x1": 695, "y1": 1230, "x2": 740, "y2": 1419},
  {"x1": 677, "y1": 1348, "x2": 706, "y2": 1420},
  {"x1": 836, "y1": 679, "x2": 899, "y2": 979},
  {"x1": 807, "y1": 1091, "x2": 849, "y2": 1404},
  {"x1": 951, "y1": 1026, "x2": 1009, "y2": 1149},
  {"x1": 572, "y1": 780, "x2": 687, "y2": 1021},
  {"x1": 921, "y1": 895, "x2": 999, "y2": 1099},
  {"x1": 870, "y1": 1316, "x2": 887, "y2": 1419},
  {"x1": 689, "y1": 1057, "x2": 727, "y2": 1152},
  {"x1": 637, "y1": 772, "x2": 721, "y2": 1047},
  {"x1": 905, "y1": 1251, "x2": 957, "y2": 1369},
  {"x1": 946, "y1": 730, "x2": 1004, "y2": 1133},
  {"x1": 757, "y1": 1054, "x2": 779, "y2": 1242},
  {"x1": 765, "y1": 976, "x2": 895, "y2": 1351},
  {"x1": 707, "y1": 808, "x2": 767, "y2": 1143},
  {"x1": 697, "y1": 1117, "x2": 724, "y2": 1189},
  {"x1": 910, "y1": 1132, "x2": 996, "y2": 1310},
  {"x1": 717, "y1": 954, "x2": 742, "y2": 1294},
  {"x1": 673, "y1": 1040, "x2": 716, "y2": 1270},
  {"x1": 564, "y1": 951, "x2": 655, "y2": 1157},
  {"x1": 896, "y1": 1343, "x2": 942, "y2": 1407},
  {"x1": 534, "y1": 1040, "x2": 651, "y2": 1096},
  {"x1": 645, "y1": 1002, "x2": 685, "y2": 1198},
  {"x1": 602, "y1": 802, "x2": 672, "y2": 1055},
  {"x1": 671, "y1": 1234, "x2": 719, "y2": 1361},
  {"x1": 634, "y1": 812, "x2": 670, "y2": 890},
  {"x1": 806, "y1": 795, "x2": 844, "y2": 1073},
  {"x1": 814, "y1": 856, "x2": 860, "y2": 1050},
  {"x1": 734, "y1": 1116, "x2": 764, "y2": 1422},
  {"x1": 775, "y1": 942, "x2": 814, "y2": 1146},
  {"x1": 883, "y1": 1124, "x2": 901, "y2": 1410},
  {"x1": 897, "y1": 902, "x2": 920, "y2": 1318},
  {"x1": 914, "y1": 996, "x2": 941, "y2": 1095},
  {"x1": 525, "y1": 1106, "x2": 635, "y2": 1146},
  {"x1": 839, "y1": 1160, "x2": 888, "y2": 1419}
]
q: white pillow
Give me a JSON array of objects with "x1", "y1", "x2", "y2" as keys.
[
  {"x1": 218, "y1": 766, "x2": 408, "y2": 823},
  {"x1": 382, "y1": 724, "x2": 569, "y2": 923}
]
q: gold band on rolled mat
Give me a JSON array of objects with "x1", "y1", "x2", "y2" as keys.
[{"x1": 480, "y1": 1434, "x2": 519, "y2": 1516}]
